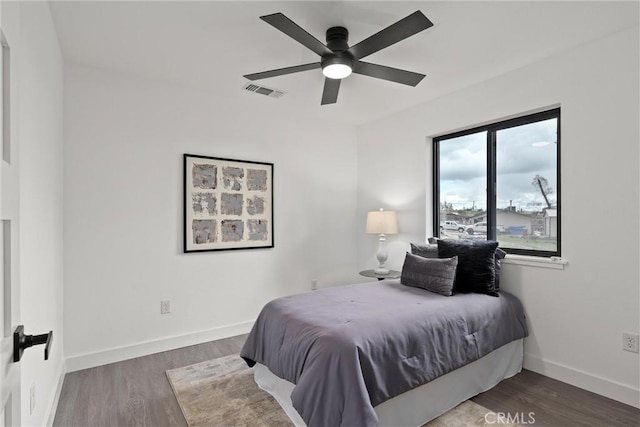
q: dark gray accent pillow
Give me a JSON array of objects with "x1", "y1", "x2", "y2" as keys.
[
  {"x1": 437, "y1": 239, "x2": 499, "y2": 297},
  {"x1": 410, "y1": 242, "x2": 439, "y2": 258},
  {"x1": 431, "y1": 237, "x2": 506, "y2": 290},
  {"x1": 401, "y1": 252, "x2": 458, "y2": 296}
]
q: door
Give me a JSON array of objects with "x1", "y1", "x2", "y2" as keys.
[{"x1": 0, "y1": 2, "x2": 20, "y2": 424}]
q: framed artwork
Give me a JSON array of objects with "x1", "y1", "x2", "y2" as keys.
[{"x1": 184, "y1": 154, "x2": 274, "y2": 252}]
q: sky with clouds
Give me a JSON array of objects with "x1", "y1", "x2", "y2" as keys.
[{"x1": 439, "y1": 118, "x2": 557, "y2": 212}]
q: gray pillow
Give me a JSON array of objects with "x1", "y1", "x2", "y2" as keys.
[
  {"x1": 401, "y1": 252, "x2": 458, "y2": 296},
  {"x1": 410, "y1": 242, "x2": 439, "y2": 258},
  {"x1": 437, "y1": 239, "x2": 499, "y2": 297}
]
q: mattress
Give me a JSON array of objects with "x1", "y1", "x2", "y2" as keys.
[{"x1": 254, "y1": 339, "x2": 524, "y2": 427}]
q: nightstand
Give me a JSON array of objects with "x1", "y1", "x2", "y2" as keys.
[{"x1": 359, "y1": 269, "x2": 401, "y2": 281}]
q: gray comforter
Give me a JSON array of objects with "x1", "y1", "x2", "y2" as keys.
[{"x1": 241, "y1": 280, "x2": 528, "y2": 427}]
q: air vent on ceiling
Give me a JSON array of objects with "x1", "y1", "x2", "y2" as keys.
[{"x1": 242, "y1": 82, "x2": 285, "y2": 99}]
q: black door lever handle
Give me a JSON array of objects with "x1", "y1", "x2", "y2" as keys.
[{"x1": 13, "y1": 325, "x2": 53, "y2": 362}]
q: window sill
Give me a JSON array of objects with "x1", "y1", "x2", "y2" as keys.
[{"x1": 502, "y1": 254, "x2": 567, "y2": 270}]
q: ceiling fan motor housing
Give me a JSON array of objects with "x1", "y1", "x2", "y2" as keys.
[
  {"x1": 321, "y1": 52, "x2": 353, "y2": 70},
  {"x1": 323, "y1": 27, "x2": 353, "y2": 70},
  {"x1": 326, "y1": 26, "x2": 349, "y2": 51}
]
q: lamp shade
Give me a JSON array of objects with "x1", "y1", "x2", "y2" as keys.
[{"x1": 366, "y1": 210, "x2": 398, "y2": 235}]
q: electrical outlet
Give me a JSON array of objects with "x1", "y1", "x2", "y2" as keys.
[
  {"x1": 623, "y1": 332, "x2": 639, "y2": 353},
  {"x1": 161, "y1": 300, "x2": 171, "y2": 315},
  {"x1": 311, "y1": 279, "x2": 318, "y2": 290},
  {"x1": 30, "y1": 383, "x2": 36, "y2": 415}
]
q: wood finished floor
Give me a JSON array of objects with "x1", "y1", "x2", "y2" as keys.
[
  {"x1": 54, "y1": 334, "x2": 639, "y2": 427},
  {"x1": 471, "y1": 370, "x2": 639, "y2": 427},
  {"x1": 53, "y1": 335, "x2": 246, "y2": 427}
]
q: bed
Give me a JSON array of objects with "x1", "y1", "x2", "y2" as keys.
[{"x1": 240, "y1": 279, "x2": 528, "y2": 427}]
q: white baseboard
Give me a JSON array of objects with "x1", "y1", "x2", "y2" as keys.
[
  {"x1": 524, "y1": 352, "x2": 640, "y2": 408},
  {"x1": 45, "y1": 361, "x2": 66, "y2": 427},
  {"x1": 65, "y1": 320, "x2": 254, "y2": 373},
  {"x1": 62, "y1": 329, "x2": 639, "y2": 408}
]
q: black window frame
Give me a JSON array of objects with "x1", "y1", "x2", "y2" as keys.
[{"x1": 432, "y1": 108, "x2": 561, "y2": 257}]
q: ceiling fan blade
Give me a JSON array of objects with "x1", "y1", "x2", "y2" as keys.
[
  {"x1": 260, "y1": 13, "x2": 332, "y2": 57},
  {"x1": 352, "y1": 61, "x2": 425, "y2": 86},
  {"x1": 244, "y1": 62, "x2": 321, "y2": 81},
  {"x1": 348, "y1": 11, "x2": 433, "y2": 60},
  {"x1": 321, "y1": 78, "x2": 341, "y2": 105}
]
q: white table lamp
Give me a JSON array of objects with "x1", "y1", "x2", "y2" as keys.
[{"x1": 366, "y1": 209, "x2": 398, "y2": 274}]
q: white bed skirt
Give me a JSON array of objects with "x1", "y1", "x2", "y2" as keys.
[{"x1": 254, "y1": 338, "x2": 523, "y2": 427}]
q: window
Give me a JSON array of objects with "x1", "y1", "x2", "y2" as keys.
[{"x1": 433, "y1": 108, "x2": 560, "y2": 257}]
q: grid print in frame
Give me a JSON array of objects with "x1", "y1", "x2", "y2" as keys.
[{"x1": 184, "y1": 154, "x2": 274, "y2": 252}]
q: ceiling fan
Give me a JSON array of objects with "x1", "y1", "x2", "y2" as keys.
[{"x1": 244, "y1": 11, "x2": 433, "y2": 105}]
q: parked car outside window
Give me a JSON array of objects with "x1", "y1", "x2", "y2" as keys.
[
  {"x1": 466, "y1": 222, "x2": 487, "y2": 234},
  {"x1": 440, "y1": 220, "x2": 466, "y2": 232}
]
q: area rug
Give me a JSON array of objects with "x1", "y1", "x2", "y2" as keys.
[{"x1": 167, "y1": 354, "x2": 509, "y2": 427}]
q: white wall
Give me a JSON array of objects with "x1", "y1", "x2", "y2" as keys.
[
  {"x1": 357, "y1": 26, "x2": 639, "y2": 407},
  {"x1": 63, "y1": 64, "x2": 359, "y2": 369},
  {"x1": 16, "y1": 1, "x2": 65, "y2": 425}
]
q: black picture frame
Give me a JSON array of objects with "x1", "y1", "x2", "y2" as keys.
[{"x1": 184, "y1": 153, "x2": 274, "y2": 253}]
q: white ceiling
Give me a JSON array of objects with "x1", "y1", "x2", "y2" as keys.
[{"x1": 50, "y1": 1, "x2": 639, "y2": 126}]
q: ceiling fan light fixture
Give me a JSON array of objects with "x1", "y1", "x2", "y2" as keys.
[
  {"x1": 321, "y1": 55, "x2": 353, "y2": 79},
  {"x1": 322, "y1": 63, "x2": 352, "y2": 79}
]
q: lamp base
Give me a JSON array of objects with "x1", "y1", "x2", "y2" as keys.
[{"x1": 374, "y1": 267, "x2": 390, "y2": 275}]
